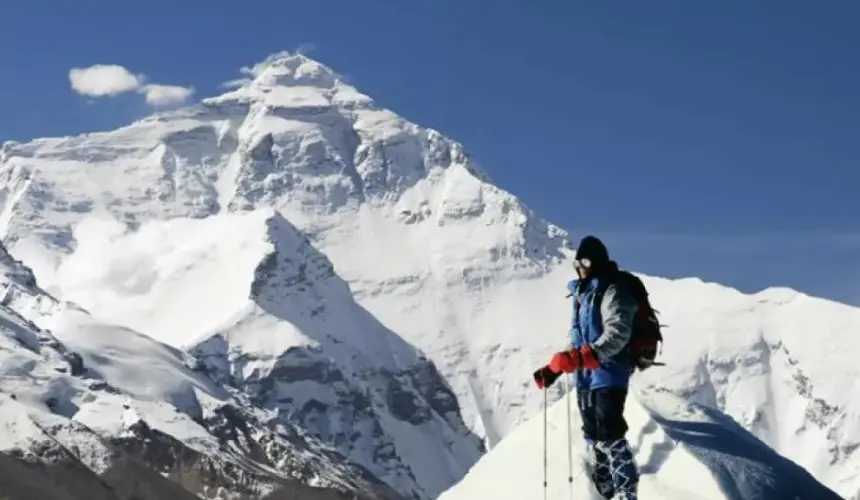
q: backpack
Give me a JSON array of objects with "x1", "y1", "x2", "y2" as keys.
[{"x1": 593, "y1": 270, "x2": 664, "y2": 370}]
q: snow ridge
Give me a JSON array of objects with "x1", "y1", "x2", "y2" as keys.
[{"x1": 439, "y1": 385, "x2": 843, "y2": 500}]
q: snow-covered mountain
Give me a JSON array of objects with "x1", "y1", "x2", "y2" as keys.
[
  {"x1": 0, "y1": 242, "x2": 406, "y2": 500},
  {"x1": 0, "y1": 49, "x2": 573, "y2": 447},
  {"x1": 439, "y1": 385, "x2": 843, "y2": 500},
  {"x1": 631, "y1": 278, "x2": 860, "y2": 498},
  {"x1": 31, "y1": 207, "x2": 483, "y2": 499},
  {"x1": 1, "y1": 50, "x2": 858, "y2": 498}
]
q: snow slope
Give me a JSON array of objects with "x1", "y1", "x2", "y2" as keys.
[
  {"x1": 1, "y1": 50, "x2": 859, "y2": 497},
  {"x1": 440, "y1": 386, "x2": 842, "y2": 500},
  {"x1": 632, "y1": 278, "x2": 860, "y2": 498},
  {"x1": 0, "y1": 241, "x2": 406, "y2": 500},
  {"x1": 0, "y1": 248, "x2": 199, "y2": 500},
  {"x1": 49, "y1": 303, "x2": 405, "y2": 500}
]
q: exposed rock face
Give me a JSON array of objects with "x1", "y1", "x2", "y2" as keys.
[
  {"x1": 189, "y1": 211, "x2": 484, "y2": 499},
  {"x1": 110, "y1": 417, "x2": 400, "y2": 500},
  {"x1": 0, "y1": 450, "x2": 121, "y2": 500}
]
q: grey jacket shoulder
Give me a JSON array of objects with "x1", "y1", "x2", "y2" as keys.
[{"x1": 591, "y1": 281, "x2": 638, "y2": 361}]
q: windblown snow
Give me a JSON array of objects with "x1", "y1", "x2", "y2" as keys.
[
  {"x1": 0, "y1": 50, "x2": 858, "y2": 499},
  {"x1": 439, "y1": 386, "x2": 843, "y2": 500},
  {"x1": 52, "y1": 211, "x2": 270, "y2": 347}
]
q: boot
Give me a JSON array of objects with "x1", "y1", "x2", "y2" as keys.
[
  {"x1": 585, "y1": 441, "x2": 615, "y2": 499},
  {"x1": 598, "y1": 438, "x2": 639, "y2": 500}
]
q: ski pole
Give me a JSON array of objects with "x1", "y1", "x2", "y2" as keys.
[
  {"x1": 543, "y1": 387, "x2": 548, "y2": 500},
  {"x1": 565, "y1": 375, "x2": 574, "y2": 500}
]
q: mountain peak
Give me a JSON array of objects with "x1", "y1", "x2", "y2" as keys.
[
  {"x1": 1, "y1": 50, "x2": 500, "y2": 230},
  {"x1": 243, "y1": 51, "x2": 341, "y2": 89},
  {"x1": 204, "y1": 51, "x2": 372, "y2": 112}
]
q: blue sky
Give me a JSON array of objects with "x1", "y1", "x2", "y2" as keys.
[{"x1": 1, "y1": 1, "x2": 858, "y2": 304}]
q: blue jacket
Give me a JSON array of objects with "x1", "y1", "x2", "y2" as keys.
[{"x1": 568, "y1": 271, "x2": 638, "y2": 391}]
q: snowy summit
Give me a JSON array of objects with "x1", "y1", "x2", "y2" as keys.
[{"x1": 0, "y1": 51, "x2": 857, "y2": 499}]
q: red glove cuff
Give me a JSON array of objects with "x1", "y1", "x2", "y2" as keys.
[
  {"x1": 580, "y1": 345, "x2": 600, "y2": 370},
  {"x1": 549, "y1": 349, "x2": 580, "y2": 373},
  {"x1": 548, "y1": 346, "x2": 601, "y2": 373}
]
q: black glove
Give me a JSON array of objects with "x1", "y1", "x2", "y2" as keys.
[{"x1": 533, "y1": 365, "x2": 561, "y2": 389}]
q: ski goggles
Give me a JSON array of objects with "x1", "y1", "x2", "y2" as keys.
[{"x1": 573, "y1": 258, "x2": 592, "y2": 270}]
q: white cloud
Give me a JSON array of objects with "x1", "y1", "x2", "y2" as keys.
[
  {"x1": 68, "y1": 63, "x2": 193, "y2": 107},
  {"x1": 139, "y1": 84, "x2": 195, "y2": 106},
  {"x1": 69, "y1": 64, "x2": 143, "y2": 97}
]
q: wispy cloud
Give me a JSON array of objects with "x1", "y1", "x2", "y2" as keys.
[
  {"x1": 68, "y1": 64, "x2": 194, "y2": 107},
  {"x1": 139, "y1": 84, "x2": 195, "y2": 106},
  {"x1": 295, "y1": 41, "x2": 317, "y2": 56},
  {"x1": 219, "y1": 78, "x2": 250, "y2": 89}
]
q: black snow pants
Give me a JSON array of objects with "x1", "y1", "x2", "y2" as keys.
[
  {"x1": 577, "y1": 386, "x2": 629, "y2": 442},
  {"x1": 577, "y1": 387, "x2": 638, "y2": 500}
]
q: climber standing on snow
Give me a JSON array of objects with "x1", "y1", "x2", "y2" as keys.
[{"x1": 533, "y1": 235, "x2": 640, "y2": 500}]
